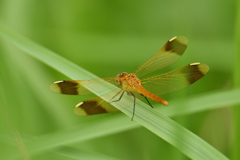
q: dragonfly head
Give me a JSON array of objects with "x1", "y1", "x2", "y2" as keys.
[{"x1": 115, "y1": 72, "x2": 128, "y2": 85}]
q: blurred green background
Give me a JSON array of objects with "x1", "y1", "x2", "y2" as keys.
[{"x1": 0, "y1": 0, "x2": 237, "y2": 159}]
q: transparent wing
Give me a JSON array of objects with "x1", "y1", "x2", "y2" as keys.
[
  {"x1": 49, "y1": 77, "x2": 117, "y2": 95},
  {"x1": 135, "y1": 36, "x2": 188, "y2": 77},
  {"x1": 141, "y1": 63, "x2": 209, "y2": 96}
]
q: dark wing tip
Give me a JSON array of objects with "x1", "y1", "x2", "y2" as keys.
[
  {"x1": 74, "y1": 102, "x2": 88, "y2": 116},
  {"x1": 49, "y1": 80, "x2": 80, "y2": 94},
  {"x1": 188, "y1": 62, "x2": 209, "y2": 84},
  {"x1": 173, "y1": 36, "x2": 188, "y2": 46},
  {"x1": 165, "y1": 36, "x2": 188, "y2": 55},
  {"x1": 190, "y1": 62, "x2": 209, "y2": 74},
  {"x1": 74, "y1": 100, "x2": 108, "y2": 116},
  {"x1": 49, "y1": 80, "x2": 64, "y2": 93}
]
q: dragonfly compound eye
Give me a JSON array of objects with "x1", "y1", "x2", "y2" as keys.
[{"x1": 115, "y1": 72, "x2": 128, "y2": 85}]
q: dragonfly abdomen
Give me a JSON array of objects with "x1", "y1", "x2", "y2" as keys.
[{"x1": 137, "y1": 85, "x2": 168, "y2": 106}]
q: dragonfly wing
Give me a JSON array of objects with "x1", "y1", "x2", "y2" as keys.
[
  {"x1": 74, "y1": 96, "x2": 119, "y2": 116},
  {"x1": 135, "y1": 36, "x2": 188, "y2": 77},
  {"x1": 49, "y1": 77, "x2": 117, "y2": 95},
  {"x1": 141, "y1": 63, "x2": 209, "y2": 96},
  {"x1": 74, "y1": 88, "x2": 125, "y2": 115},
  {"x1": 74, "y1": 89, "x2": 145, "y2": 116}
]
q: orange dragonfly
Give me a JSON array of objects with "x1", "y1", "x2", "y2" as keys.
[{"x1": 50, "y1": 36, "x2": 209, "y2": 120}]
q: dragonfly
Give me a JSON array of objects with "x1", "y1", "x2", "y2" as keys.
[{"x1": 50, "y1": 36, "x2": 209, "y2": 120}]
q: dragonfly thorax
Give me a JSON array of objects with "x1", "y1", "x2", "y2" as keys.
[{"x1": 115, "y1": 72, "x2": 141, "y2": 91}]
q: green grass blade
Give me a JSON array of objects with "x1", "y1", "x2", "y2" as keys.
[
  {"x1": 55, "y1": 147, "x2": 121, "y2": 160},
  {"x1": 0, "y1": 24, "x2": 230, "y2": 160},
  {"x1": 0, "y1": 24, "x2": 95, "y2": 80},
  {"x1": 2, "y1": 88, "x2": 239, "y2": 159}
]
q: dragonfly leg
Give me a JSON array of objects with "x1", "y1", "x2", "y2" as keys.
[
  {"x1": 108, "y1": 90, "x2": 124, "y2": 103},
  {"x1": 111, "y1": 91, "x2": 125, "y2": 102},
  {"x1": 129, "y1": 92, "x2": 136, "y2": 121},
  {"x1": 141, "y1": 94, "x2": 153, "y2": 108}
]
